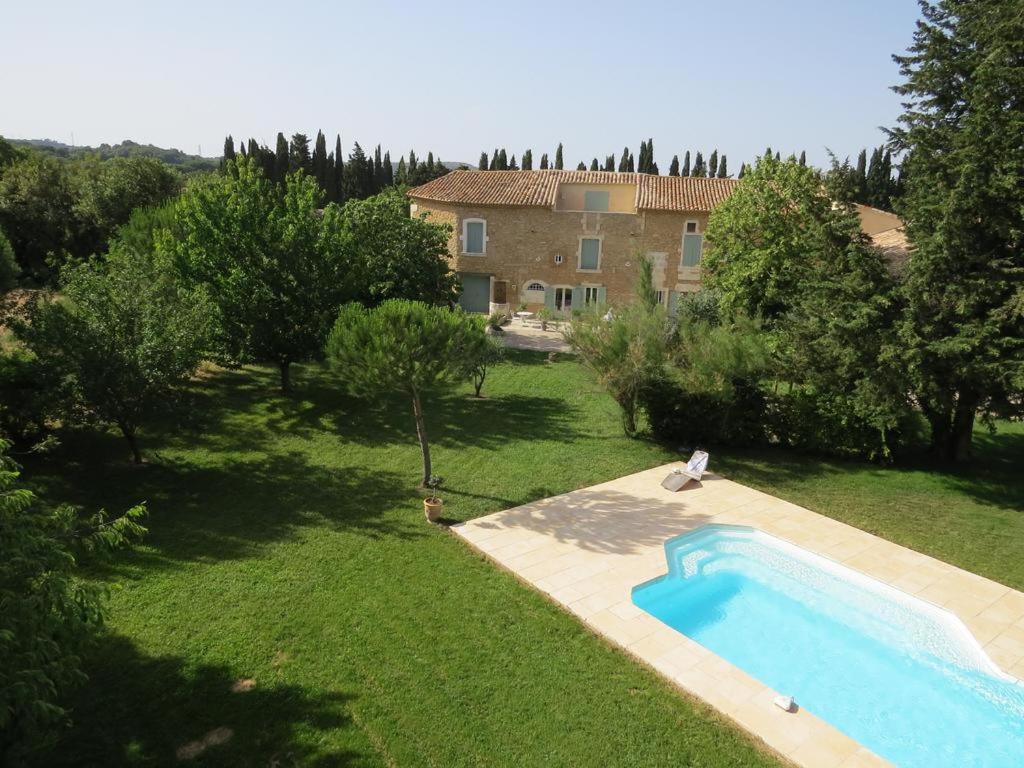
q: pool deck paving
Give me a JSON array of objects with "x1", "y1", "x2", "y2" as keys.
[{"x1": 452, "y1": 462, "x2": 1024, "y2": 768}]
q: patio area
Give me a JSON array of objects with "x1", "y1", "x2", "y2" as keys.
[{"x1": 453, "y1": 462, "x2": 1024, "y2": 768}]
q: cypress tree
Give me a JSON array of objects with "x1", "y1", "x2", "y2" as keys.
[
  {"x1": 373, "y1": 145, "x2": 384, "y2": 192},
  {"x1": 798, "y1": 150, "x2": 807, "y2": 166},
  {"x1": 576, "y1": 161, "x2": 586, "y2": 171},
  {"x1": 866, "y1": 146, "x2": 884, "y2": 206},
  {"x1": 509, "y1": 154, "x2": 519, "y2": 170},
  {"x1": 408, "y1": 149, "x2": 418, "y2": 176},
  {"x1": 425, "y1": 151, "x2": 435, "y2": 174},
  {"x1": 395, "y1": 156, "x2": 407, "y2": 185},
  {"x1": 774, "y1": 151, "x2": 781, "y2": 161},
  {"x1": 616, "y1": 145, "x2": 628, "y2": 172},
  {"x1": 539, "y1": 153, "x2": 549, "y2": 170},
  {"x1": 312, "y1": 130, "x2": 329, "y2": 191},
  {"x1": 223, "y1": 135, "x2": 236, "y2": 164},
  {"x1": 668, "y1": 155, "x2": 680, "y2": 176},
  {"x1": 554, "y1": 143, "x2": 564, "y2": 170},
  {"x1": 738, "y1": 163, "x2": 746, "y2": 179},
  {"x1": 645, "y1": 138, "x2": 656, "y2": 173},
  {"x1": 717, "y1": 155, "x2": 728, "y2": 177},
  {"x1": 247, "y1": 137, "x2": 259, "y2": 159},
  {"x1": 681, "y1": 151, "x2": 691, "y2": 176},
  {"x1": 764, "y1": 146, "x2": 773, "y2": 161},
  {"x1": 334, "y1": 135, "x2": 345, "y2": 203},
  {"x1": 627, "y1": 152, "x2": 635, "y2": 172},
  {"x1": 708, "y1": 149, "x2": 719, "y2": 178},
  {"x1": 603, "y1": 155, "x2": 615, "y2": 171},
  {"x1": 692, "y1": 151, "x2": 706, "y2": 177},
  {"x1": 489, "y1": 148, "x2": 499, "y2": 170},
  {"x1": 880, "y1": 149, "x2": 893, "y2": 207},
  {"x1": 855, "y1": 148, "x2": 868, "y2": 202},
  {"x1": 324, "y1": 151, "x2": 337, "y2": 201},
  {"x1": 289, "y1": 133, "x2": 311, "y2": 174},
  {"x1": 274, "y1": 132, "x2": 289, "y2": 183},
  {"x1": 522, "y1": 149, "x2": 533, "y2": 170},
  {"x1": 637, "y1": 140, "x2": 647, "y2": 172},
  {"x1": 589, "y1": 158, "x2": 599, "y2": 171},
  {"x1": 383, "y1": 151, "x2": 393, "y2": 186},
  {"x1": 478, "y1": 151, "x2": 489, "y2": 170},
  {"x1": 497, "y1": 148, "x2": 508, "y2": 170},
  {"x1": 238, "y1": 141, "x2": 247, "y2": 158}
]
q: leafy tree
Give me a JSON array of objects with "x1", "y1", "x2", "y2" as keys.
[
  {"x1": 273, "y1": 132, "x2": 289, "y2": 183},
  {"x1": 522, "y1": 149, "x2": 533, "y2": 170},
  {"x1": 0, "y1": 227, "x2": 17, "y2": 290},
  {"x1": 461, "y1": 333, "x2": 505, "y2": 397},
  {"x1": 0, "y1": 152, "x2": 75, "y2": 282},
  {"x1": 668, "y1": 155, "x2": 680, "y2": 176},
  {"x1": 717, "y1": 155, "x2": 729, "y2": 178},
  {"x1": 340, "y1": 187, "x2": 459, "y2": 306},
  {"x1": 172, "y1": 158, "x2": 356, "y2": 392},
  {"x1": 478, "y1": 151, "x2": 489, "y2": 170},
  {"x1": 326, "y1": 300, "x2": 487, "y2": 484},
  {"x1": 681, "y1": 150, "x2": 691, "y2": 176},
  {"x1": 0, "y1": 441, "x2": 146, "y2": 763},
  {"x1": 554, "y1": 143, "x2": 564, "y2": 170},
  {"x1": 539, "y1": 153, "x2": 549, "y2": 170},
  {"x1": 17, "y1": 244, "x2": 211, "y2": 463},
  {"x1": 888, "y1": 0, "x2": 1024, "y2": 460}
]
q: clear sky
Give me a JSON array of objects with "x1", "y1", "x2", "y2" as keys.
[{"x1": 2, "y1": 0, "x2": 922, "y2": 170}]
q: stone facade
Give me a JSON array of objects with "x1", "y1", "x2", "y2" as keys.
[{"x1": 408, "y1": 198, "x2": 708, "y2": 313}]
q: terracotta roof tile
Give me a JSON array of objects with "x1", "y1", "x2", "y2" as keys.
[{"x1": 408, "y1": 170, "x2": 739, "y2": 213}]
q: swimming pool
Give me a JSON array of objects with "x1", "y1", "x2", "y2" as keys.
[{"x1": 631, "y1": 525, "x2": 1024, "y2": 767}]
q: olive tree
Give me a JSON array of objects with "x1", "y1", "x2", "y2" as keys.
[
  {"x1": 16, "y1": 246, "x2": 212, "y2": 463},
  {"x1": 326, "y1": 300, "x2": 486, "y2": 485}
]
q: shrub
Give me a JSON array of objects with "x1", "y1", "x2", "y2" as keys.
[{"x1": 642, "y1": 376, "x2": 768, "y2": 447}]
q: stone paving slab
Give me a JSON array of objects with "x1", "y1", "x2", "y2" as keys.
[{"x1": 453, "y1": 462, "x2": 1024, "y2": 768}]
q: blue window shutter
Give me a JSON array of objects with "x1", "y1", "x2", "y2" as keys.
[
  {"x1": 544, "y1": 287, "x2": 555, "y2": 311},
  {"x1": 465, "y1": 221, "x2": 484, "y2": 253},
  {"x1": 668, "y1": 291, "x2": 680, "y2": 316},
  {"x1": 572, "y1": 285, "x2": 584, "y2": 308},
  {"x1": 580, "y1": 238, "x2": 600, "y2": 270},
  {"x1": 597, "y1": 286, "x2": 607, "y2": 305},
  {"x1": 584, "y1": 190, "x2": 609, "y2": 212},
  {"x1": 682, "y1": 234, "x2": 703, "y2": 267}
]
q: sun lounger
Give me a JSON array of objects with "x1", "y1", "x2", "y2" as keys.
[{"x1": 661, "y1": 450, "x2": 709, "y2": 491}]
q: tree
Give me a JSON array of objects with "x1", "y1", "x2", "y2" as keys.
[
  {"x1": 223, "y1": 135, "x2": 236, "y2": 164},
  {"x1": 461, "y1": 333, "x2": 505, "y2": 397},
  {"x1": 372, "y1": 145, "x2": 384, "y2": 192},
  {"x1": 509, "y1": 154, "x2": 519, "y2": 171},
  {"x1": 539, "y1": 153, "x2": 549, "y2": 170},
  {"x1": 326, "y1": 300, "x2": 487, "y2": 484},
  {"x1": 497, "y1": 149, "x2": 508, "y2": 170},
  {"x1": 668, "y1": 155, "x2": 680, "y2": 176},
  {"x1": 717, "y1": 155, "x2": 729, "y2": 178},
  {"x1": 636, "y1": 252, "x2": 658, "y2": 311},
  {"x1": 395, "y1": 156, "x2": 407, "y2": 185},
  {"x1": 340, "y1": 187, "x2": 459, "y2": 306},
  {"x1": 603, "y1": 155, "x2": 615, "y2": 172},
  {"x1": 344, "y1": 142, "x2": 373, "y2": 200},
  {"x1": 888, "y1": 0, "x2": 1024, "y2": 460},
  {"x1": 554, "y1": 143, "x2": 564, "y2": 170},
  {"x1": 312, "y1": 130, "x2": 329, "y2": 191},
  {"x1": 708, "y1": 150, "x2": 719, "y2": 178},
  {"x1": 273, "y1": 132, "x2": 289, "y2": 183},
  {"x1": 289, "y1": 133, "x2": 311, "y2": 175},
  {"x1": 576, "y1": 162, "x2": 586, "y2": 171},
  {"x1": 522, "y1": 149, "x2": 533, "y2": 170},
  {"x1": 692, "y1": 151, "x2": 706, "y2": 177},
  {"x1": 333, "y1": 134, "x2": 345, "y2": 203},
  {"x1": 618, "y1": 146, "x2": 630, "y2": 172},
  {"x1": 0, "y1": 228, "x2": 16, "y2": 290},
  {"x1": 478, "y1": 151, "x2": 488, "y2": 170},
  {"x1": 0, "y1": 152, "x2": 75, "y2": 283},
  {"x1": 798, "y1": 150, "x2": 807, "y2": 167},
  {"x1": 172, "y1": 158, "x2": 357, "y2": 392},
  {"x1": 489, "y1": 148, "x2": 499, "y2": 170},
  {"x1": 589, "y1": 158, "x2": 599, "y2": 171},
  {"x1": 626, "y1": 152, "x2": 635, "y2": 172},
  {"x1": 681, "y1": 151, "x2": 691, "y2": 176},
  {"x1": 0, "y1": 441, "x2": 146, "y2": 763},
  {"x1": 17, "y1": 244, "x2": 212, "y2": 463}
]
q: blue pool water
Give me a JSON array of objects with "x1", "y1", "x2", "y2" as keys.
[{"x1": 631, "y1": 525, "x2": 1024, "y2": 767}]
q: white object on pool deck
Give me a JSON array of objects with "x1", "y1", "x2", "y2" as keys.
[
  {"x1": 774, "y1": 695, "x2": 797, "y2": 713},
  {"x1": 661, "y1": 450, "x2": 709, "y2": 491}
]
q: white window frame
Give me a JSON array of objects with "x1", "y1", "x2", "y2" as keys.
[
  {"x1": 584, "y1": 286, "x2": 601, "y2": 306},
  {"x1": 577, "y1": 236, "x2": 602, "y2": 272},
  {"x1": 680, "y1": 219, "x2": 704, "y2": 269},
  {"x1": 461, "y1": 218, "x2": 488, "y2": 255},
  {"x1": 525, "y1": 281, "x2": 546, "y2": 293}
]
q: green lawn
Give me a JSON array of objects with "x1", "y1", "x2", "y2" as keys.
[{"x1": 23, "y1": 350, "x2": 1023, "y2": 766}]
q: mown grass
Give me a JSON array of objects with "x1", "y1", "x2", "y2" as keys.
[{"x1": 22, "y1": 350, "x2": 1023, "y2": 766}]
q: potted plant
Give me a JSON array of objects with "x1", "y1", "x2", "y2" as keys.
[
  {"x1": 536, "y1": 307, "x2": 554, "y2": 331},
  {"x1": 423, "y1": 474, "x2": 444, "y2": 522}
]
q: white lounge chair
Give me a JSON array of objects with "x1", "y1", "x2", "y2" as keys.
[{"x1": 661, "y1": 450, "x2": 709, "y2": 491}]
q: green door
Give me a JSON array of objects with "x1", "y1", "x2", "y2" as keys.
[{"x1": 458, "y1": 273, "x2": 490, "y2": 313}]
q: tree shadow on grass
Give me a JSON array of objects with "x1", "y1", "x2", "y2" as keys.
[{"x1": 43, "y1": 634, "x2": 370, "y2": 768}]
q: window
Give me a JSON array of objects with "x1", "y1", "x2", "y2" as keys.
[
  {"x1": 584, "y1": 286, "x2": 601, "y2": 305},
  {"x1": 655, "y1": 290, "x2": 666, "y2": 306},
  {"x1": 526, "y1": 282, "x2": 545, "y2": 292},
  {"x1": 681, "y1": 220, "x2": 703, "y2": 267},
  {"x1": 553, "y1": 287, "x2": 573, "y2": 311},
  {"x1": 583, "y1": 190, "x2": 610, "y2": 212},
  {"x1": 579, "y1": 238, "x2": 601, "y2": 271},
  {"x1": 462, "y1": 218, "x2": 486, "y2": 254}
]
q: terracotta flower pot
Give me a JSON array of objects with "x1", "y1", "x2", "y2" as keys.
[{"x1": 424, "y1": 497, "x2": 443, "y2": 523}]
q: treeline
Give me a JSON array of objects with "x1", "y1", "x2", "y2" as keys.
[
  {"x1": 223, "y1": 131, "x2": 451, "y2": 204},
  {"x1": 9, "y1": 138, "x2": 218, "y2": 173},
  {"x1": 0, "y1": 136, "x2": 182, "y2": 285},
  {"x1": 841, "y1": 145, "x2": 904, "y2": 210}
]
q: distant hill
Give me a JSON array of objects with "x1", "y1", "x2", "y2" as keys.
[{"x1": 9, "y1": 138, "x2": 218, "y2": 173}]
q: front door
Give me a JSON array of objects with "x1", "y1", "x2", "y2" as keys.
[
  {"x1": 553, "y1": 287, "x2": 573, "y2": 311},
  {"x1": 458, "y1": 273, "x2": 491, "y2": 313},
  {"x1": 493, "y1": 280, "x2": 508, "y2": 304}
]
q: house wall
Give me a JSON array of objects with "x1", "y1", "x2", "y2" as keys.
[{"x1": 409, "y1": 199, "x2": 707, "y2": 311}]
